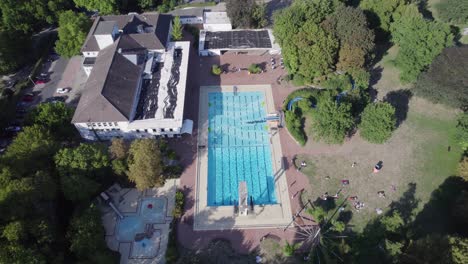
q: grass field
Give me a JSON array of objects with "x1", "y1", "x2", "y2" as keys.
[{"x1": 298, "y1": 45, "x2": 463, "y2": 231}]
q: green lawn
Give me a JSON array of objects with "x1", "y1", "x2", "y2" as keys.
[{"x1": 298, "y1": 42, "x2": 462, "y2": 231}]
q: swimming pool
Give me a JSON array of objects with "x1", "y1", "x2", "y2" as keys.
[
  {"x1": 207, "y1": 91, "x2": 277, "y2": 206},
  {"x1": 140, "y1": 198, "x2": 166, "y2": 223},
  {"x1": 117, "y1": 216, "x2": 144, "y2": 241}
]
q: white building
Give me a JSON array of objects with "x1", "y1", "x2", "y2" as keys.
[
  {"x1": 199, "y1": 29, "x2": 281, "y2": 56},
  {"x1": 73, "y1": 13, "x2": 192, "y2": 140},
  {"x1": 203, "y1": 12, "x2": 232, "y2": 31}
]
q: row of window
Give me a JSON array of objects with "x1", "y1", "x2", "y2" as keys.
[
  {"x1": 135, "y1": 128, "x2": 175, "y2": 133},
  {"x1": 88, "y1": 122, "x2": 118, "y2": 128}
]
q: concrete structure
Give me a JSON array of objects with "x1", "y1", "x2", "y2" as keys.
[
  {"x1": 199, "y1": 29, "x2": 281, "y2": 56},
  {"x1": 195, "y1": 85, "x2": 292, "y2": 230},
  {"x1": 169, "y1": 7, "x2": 204, "y2": 24},
  {"x1": 73, "y1": 13, "x2": 193, "y2": 140},
  {"x1": 203, "y1": 11, "x2": 232, "y2": 31}
]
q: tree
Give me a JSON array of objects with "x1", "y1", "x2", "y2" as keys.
[
  {"x1": 458, "y1": 158, "x2": 468, "y2": 181},
  {"x1": 27, "y1": 102, "x2": 75, "y2": 139},
  {"x1": 0, "y1": 0, "x2": 70, "y2": 33},
  {"x1": 109, "y1": 138, "x2": 128, "y2": 160},
  {"x1": 455, "y1": 113, "x2": 468, "y2": 152},
  {"x1": 359, "y1": 102, "x2": 396, "y2": 143},
  {"x1": 138, "y1": 0, "x2": 155, "y2": 10},
  {"x1": 127, "y1": 139, "x2": 164, "y2": 190},
  {"x1": 68, "y1": 204, "x2": 119, "y2": 262},
  {"x1": 252, "y1": 3, "x2": 267, "y2": 28},
  {"x1": 402, "y1": 235, "x2": 468, "y2": 264},
  {"x1": 73, "y1": 0, "x2": 118, "y2": 15},
  {"x1": 55, "y1": 11, "x2": 91, "y2": 58},
  {"x1": 435, "y1": 0, "x2": 468, "y2": 25},
  {"x1": 323, "y1": 6, "x2": 375, "y2": 71},
  {"x1": 359, "y1": 0, "x2": 406, "y2": 35},
  {"x1": 391, "y1": 5, "x2": 453, "y2": 83},
  {"x1": 452, "y1": 190, "x2": 468, "y2": 227},
  {"x1": 413, "y1": 46, "x2": 468, "y2": 109},
  {"x1": 55, "y1": 143, "x2": 110, "y2": 201},
  {"x1": 2, "y1": 221, "x2": 26, "y2": 242},
  {"x1": 171, "y1": 16, "x2": 183, "y2": 41},
  {"x1": 380, "y1": 211, "x2": 404, "y2": 233},
  {"x1": 4, "y1": 125, "x2": 58, "y2": 174},
  {"x1": 311, "y1": 94, "x2": 354, "y2": 144},
  {"x1": 226, "y1": 0, "x2": 258, "y2": 28},
  {"x1": 0, "y1": 30, "x2": 30, "y2": 74}
]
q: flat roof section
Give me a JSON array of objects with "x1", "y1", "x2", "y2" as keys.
[
  {"x1": 203, "y1": 12, "x2": 230, "y2": 24},
  {"x1": 203, "y1": 30, "x2": 273, "y2": 50}
]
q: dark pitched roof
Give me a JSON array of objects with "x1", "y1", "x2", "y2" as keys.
[
  {"x1": 94, "y1": 21, "x2": 116, "y2": 35},
  {"x1": 81, "y1": 13, "x2": 172, "y2": 52},
  {"x1": 73, "y1": 38, "x2": 144, "y2": 123}
]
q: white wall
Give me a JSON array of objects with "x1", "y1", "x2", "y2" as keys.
[
  {"x1": 83, "y1": 51, "x2": 99, "y2": 57},
  {"x1": 203, "y1": 23, "x2": 232, "y2": 31}
]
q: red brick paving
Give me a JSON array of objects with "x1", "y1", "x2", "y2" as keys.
[{"x1": 170, "y1": 32, "x2": 316, "y2": 253}]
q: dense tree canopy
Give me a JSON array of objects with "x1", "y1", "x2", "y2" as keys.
[
  {"x1": 273, "y1": 0, "x2": 375, "y2": 84},
  {"x1": 323, "y1": 5, "x2": 375, "y2": 72},
  {"x1": 359, "y1": 0, "x2": 405, "y2": 35},
  {"x1": 456, "y1": 113, "x2": 468, "y2": 152},
  {"x1": 127, "y1": 139, "x2": 164, "y2": 190},
  {"x1": 0, "y1": 30, "x2": 30, "y2": 74},
  {"x1": 67, "y1": 204, "x2": 119, "y2": 262},
  {"x1": 435, "y1": 0, "x2": 468, "y2": 25},
  {"x1": 27, "y1": 102, "x2": 75, "y2": 139},
  {"x1": 55, "y1": 11, "x2": 91, "y2": 58},
  {"x1": 226, "y1": 0, "x2": 266, "y2": 28},
  {"x1": 391, "y1": 5, "x2": 453, "y2": 83},
  {"x1": 0, "y1": 0, "x2": 71, "y2": 33},
  {"x1": 413, "y1": 46, "x2": 468, "y2": 109},
  {"x1": 359, "y1": 102, "x2": 396, "y2": 143},
  {"x1": 273, "y1": 0, "x2": 338, "y2": 83},
  {"x1": 310, "y1": 94, "x2": 354, "y2": 144},
  {"x1": 73, "y1": 0, "x2": 118, "y2": 15},
  {"x1": 55, "y1": 143, "x2": 110, "y2": 201}
]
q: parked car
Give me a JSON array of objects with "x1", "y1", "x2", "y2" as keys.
[
  {"x1": 4, "y1": 126, "x2": 21, "y2": 132},
  {"x1": 21, "y1": 93, "x2": 34, "y2": 102},
  {"x1": 5, "y1": 80, "x2": 17, "y2": 89},
  {"x1": 35, "y1": 79, "x2": 47, "y2": 85},
  {"x1": 56, "y1": 88, "x2": 71, "y2": 94}
]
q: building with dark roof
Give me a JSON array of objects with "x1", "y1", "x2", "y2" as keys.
[
  {"x1": 73, "y1": 13, "x2": 192, "y2": 141},
  {"x1": 198, "y1": 29, "x2": 281, "y2": 56}
]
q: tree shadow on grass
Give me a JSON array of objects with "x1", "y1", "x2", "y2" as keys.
[
  {"x1": 384, "y1": 89, "x2": 413, "y2": 127},
  {"x1": 388, "y1": 182, "x2": 419, "y2": 224},
  {"x1": 411, "y1": 176, "x2": 468, "y2": 238}
]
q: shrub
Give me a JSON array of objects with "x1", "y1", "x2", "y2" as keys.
[
  {"x1": 292, "y1": 74, "x2": 305, "y2": 86},
  {"x1": 173, "y1": 190, "x2": 185, "y2": 218},
  {"x1": 282, "y1": 88, "x2": 320, "y2": 111},
  {"x1": 165, "y1": 220, "x2": 179, "y2": 263},
  {"x1": 283, "y1": 242, "x2": 300, "y2": 257},
  {"x1": 455, "y1": 113, "x2": 468, "y2": 152},
  {"x1": 248, "y1": 63, "x2": 261, "y2": 74},
  {"x1": 164, "y1": 165, "x2": 184, "y2": 179},
  {"x1": 285, "y1": 110, "x2": 306, "y2": 146},
  {"x1": 359, "y1": 102, "x2": 396, "y2": 144},
  {"x1": 167, "y1": 149, "x2": 178, "y2": 160},
  {"x1": 211, "y1": 64, "x2": 222, "y2": 75},
  {"x1": 350, "y1": 68, "x2": 371, "y2": 89},
  {"x1": 323, "y1": 74, "x2": 352, "y2": 91}
]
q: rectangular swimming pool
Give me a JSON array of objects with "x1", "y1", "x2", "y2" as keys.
[{"x1": 207, "y1": 91, "x2": 277, "y2": 206}]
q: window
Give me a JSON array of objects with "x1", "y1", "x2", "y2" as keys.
[
  {"x1": 161, "y1": 128, "x2": 165, "y2": 132},
  {"x1": 97, "y1": 123, "x2": 102, "y2": 127},
  {"x1": 144, "y1": 129, "x2": 148, "y2": 133},
  {"x1": 136, "y1": 129, "x2": 140, "y2": 133},
  {"x1": 152, "y1": 129, "x2": 157, "y2": 132},
  {"x1": 169, "y1": 128, "x2": 173, "y2": 132},
  {"x1": 114, "y1": 122, "x2": 118, "y2": 126},
  {"x1": 103, "y1": 123, "x2": 108, "y2": 127}
]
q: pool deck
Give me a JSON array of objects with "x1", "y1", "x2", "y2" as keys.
[
  {"x1": 100, "y1": 179, "x2": 179, "y2": 264},
  {"x1": 195, "y1": 85, "x2": 292, "y2": 230}
]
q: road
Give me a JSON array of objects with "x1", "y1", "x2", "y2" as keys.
[{"x1": 33, "y1": 56, "x2": 69, "y2": 102}]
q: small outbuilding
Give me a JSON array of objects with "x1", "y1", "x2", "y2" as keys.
[{"x1": 203, "y1": 12, "x2": 232, "y2": 31}]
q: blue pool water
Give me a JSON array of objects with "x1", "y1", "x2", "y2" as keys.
[
  {"x1": 207, "y1": 91, "x2": 277, "y2": 206},
  {"x1": 140, "y1": 198, "x2": 166, "y2": 223},
  {"x1": 117, "y1": 216, "x2": 144, "y2": 241}
]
